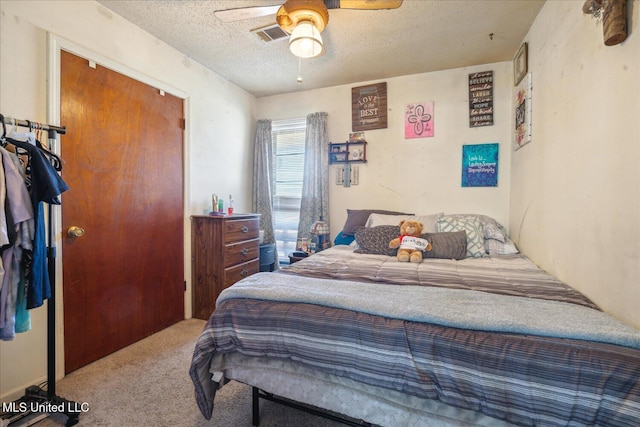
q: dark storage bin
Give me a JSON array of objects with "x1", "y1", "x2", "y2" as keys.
[{"x1": 259, "y1": 243, "x2": 276, "y2": 272}]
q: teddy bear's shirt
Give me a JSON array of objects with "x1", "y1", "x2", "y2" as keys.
[{"x1": 398, "y1": 236, "x2": 430, "y2": 251}]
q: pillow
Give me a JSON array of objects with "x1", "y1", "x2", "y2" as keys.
[
  {"x1": 365, "y1": 212, "x2": 443, "y2": 233},
  {"x1": 422, "y1": 231, "x2": 468, "y2": 260},
  {"x1": 353, "y1": 225, "x2": 400, "y2": 256},
  {"x1": 342, "y1": 209, "x2": 412, "y2": 236},
  {"x1": 444, "y1": 214, "x2": 507, "y2": 242},
  {"x1": 437, "y1": 216, "x2": 486, "y2": 257},
  {"x1": 333, "y1": 232, "x2": 355, "y2": 246},
  {"x1": 485, "y1": 238, "x2": 519, "y2": 255}
]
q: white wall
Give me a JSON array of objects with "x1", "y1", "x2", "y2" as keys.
[
  {"x1": 0, "y1": 0, "x2": 257, "y2": 400},
  {"x1": 510, "y1": 1, "x2": 640, "y2": 329},
  {"x1": 257, "y1": 63, "x2": 513, "y2": 237},
  {"x1": 2, "y1": 0, "x2": 637, "y2": 406}
]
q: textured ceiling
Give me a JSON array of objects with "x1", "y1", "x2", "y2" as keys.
[{"x1": 95, "y1": 0, "x2": 546, "y2": 98}]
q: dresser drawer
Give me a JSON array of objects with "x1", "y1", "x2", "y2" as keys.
[
  {"x1": 224, "y1": 259, "x2": 259, "y2": 288},
  {"x1": 225, "y1": 218, "x2": 260, "y2": 244},
  {"x1": 225, "y1": 238, "x2": 260, "y2": 268},
  {"x1": 191, "y1": 214, "x2": 261, "y2": 320}
]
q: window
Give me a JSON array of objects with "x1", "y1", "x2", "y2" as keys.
[{"x1": 272, "y1": 118, "x2": 306, "y2": 263}]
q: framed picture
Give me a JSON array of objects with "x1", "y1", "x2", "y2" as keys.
[
  {"x1": 404, "y1": 101, "x2": 434, "y2": 138},
  {"x1": 513, "y1": 72, "x2": 532, "y2": 150},
  {"x1": 349, "y1": 131, "x2": 365, "y2": 142},
  {"x1": 351, "y1": 82, "x2": 388, "y2": 132},
  {"x1": 468, "y1": 71, "x2": 493, "y2": 127},
  {"x1": 462, "y1": 143, "x2": 499, "y2": 187},
  {"x1": 330, "y1": 152, "x2": 347, "y2": 162},
  {"x1": 513, "y1": 42, "x2": 528, "y2": 86}
]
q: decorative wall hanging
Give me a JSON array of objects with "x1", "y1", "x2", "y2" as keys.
[
  {"x1": 351, "y1": 82, "x2": 387, "y2": 132},
  {"x1": 462, "y1": 143, "x2": 499, "y2": 187},
  {"x1": 513, "y1": 72, "x2": 532, "y2": 151},
  {"x1": 404, "y1": 101, "x2": 434, "y2": 138},
  {"x1": 349, "y1": 131, "x2": 365, "y2": 142},
  {"x1": 468, "y1": 71, "x2": 494, "y2": 127},
  {"x1": 329, "y1": 141, "x2": 367, "y2": 164},
  {"x1": 330, "y1": 139, "x2": 366, "y2": 188},
  {"x1": 583, "y1": 0, "x2": 628, "y2": 46},
  {"x1": 513, "y1": 43, "x2": 528, "y2": 86}
]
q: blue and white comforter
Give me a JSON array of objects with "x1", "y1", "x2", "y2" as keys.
[{"x1": 190, "y1": 248, "x2": 640, "y2": 426}]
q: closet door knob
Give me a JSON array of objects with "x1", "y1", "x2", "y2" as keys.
[{"x1": 67, "y1": 226, "x2": 85, "y2": 238}]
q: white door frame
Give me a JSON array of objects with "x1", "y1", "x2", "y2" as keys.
[{"x1": 47, "y1": 33, "x2": 190, "y2": 380}]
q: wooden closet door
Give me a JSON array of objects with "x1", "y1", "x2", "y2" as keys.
[{"x1": 60, "y1": 51, "x2": 184, "y2": 373}]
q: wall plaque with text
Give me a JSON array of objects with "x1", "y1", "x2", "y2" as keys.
[
  {"x1": 352, "y1": 82, "x2": 388, "y2": 132},
  {"x1": 468, "y1": 71, "x2": 494, "y2": 127}
]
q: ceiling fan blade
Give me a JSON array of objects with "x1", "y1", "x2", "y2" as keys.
[
  {"x1": 324, "y1": 0, "x2": 403, "y2": 9},
  {"x1": 214, "y1": 4, "x2": 282, "y2": 23}
]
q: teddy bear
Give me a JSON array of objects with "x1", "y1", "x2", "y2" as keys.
[{"x1": 388, "y1": 220, "x2": 432, "y2": 263}]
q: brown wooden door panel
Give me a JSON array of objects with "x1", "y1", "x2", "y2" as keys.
[{"x1": 60, "y1": 51, "x2": 184, "y2": 373}]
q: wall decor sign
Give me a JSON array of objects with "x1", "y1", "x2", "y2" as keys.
[
  {"x1": 583, "y1": 0, "x2": 628, "y2": 46},
  {"x1": 351, "y1": 82, "x2": 387, "y2": 132},
  {"x1": 513, "y1": 42, "x2": 528, "y2": 86},
  {"x1": 349, "y1": 131, "x2": 365, "y2": 142},
  {"x1": 462, "y1": 143, "x2": 499, "y2": 187},
  {"x1": 404, "y1": 101, "x2": 434, "y2": 139},
  {"x1": 468, "y1": 71, "x2": 493, "y2": 128},
  {"x1": 513, "y1": 72, "x2": 532, "y2": 150}
]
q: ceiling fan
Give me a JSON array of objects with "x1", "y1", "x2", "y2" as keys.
[{"x1": 214, "y1": 0, "x2": 404, "y2": 58}]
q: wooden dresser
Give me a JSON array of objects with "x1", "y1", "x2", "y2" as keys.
[{"x1": 191, "y1": 213, "x2": 260, "y2": 320}]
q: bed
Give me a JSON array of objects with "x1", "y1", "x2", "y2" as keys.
[{"x1": 190, "y1": 212, "x2": 640, "y2": 426}]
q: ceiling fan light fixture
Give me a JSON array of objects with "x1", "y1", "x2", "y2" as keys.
[{"x1": 289, "y1": 20, "x2": 324, "y2": 58}]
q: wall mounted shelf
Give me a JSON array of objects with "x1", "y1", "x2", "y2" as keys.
[{"x1": 329, "y1": 141, "x2": 367, "y2": 164}]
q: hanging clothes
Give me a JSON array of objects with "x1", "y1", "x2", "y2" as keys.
[
  {"x1": 4, "y1": 136, "x2": 69, "y2": 310},
  {"x1": 0, "y1": 154, "x2": 8, "y2": 330},
  {"x1": 0, "y1": 131, "x2": 68, "y2": 340},
  {"x1": 0, "y1": 146, "x2": 35, "y2": 339}
]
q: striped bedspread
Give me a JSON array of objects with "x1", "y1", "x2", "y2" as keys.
[
  {"x1": 190, "y1": 248, "x2": 640, "y2": 426},
  {"x1": 282, "y1": 246, "x2": 599, "y2": 309}
]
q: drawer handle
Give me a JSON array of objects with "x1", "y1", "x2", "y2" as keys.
[
  {"x1": 241, "y1": 226, "x2": 249, "y2": 233},
  {"x1": 240, "y1": 269, "x2": 249, "y2": 277},
  {"x1": 241, "y1": 248, "x2": 249, "y2": 256}
]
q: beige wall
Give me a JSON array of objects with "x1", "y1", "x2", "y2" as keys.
[
  {"x1": 510, "y1": 1, "x2": 640, "y2": 329},
  {"x1": 257, "y1": 1, "x2": 640, "y2": 331},
  {"x1": 0, "y1": 0, "x2": 257, "y2": 400},
  {"x1": 257, "y1": 62, "x2": 513, "y2": 237},
  {"x1": 2, "y1": 0, "x2": 638, "y2": 406}
]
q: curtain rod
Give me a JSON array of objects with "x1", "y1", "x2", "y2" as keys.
[{"x1": 1, "y1": 114, "x2": 66, "y2": 135}]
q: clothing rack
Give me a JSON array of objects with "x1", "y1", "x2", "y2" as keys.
[
  {"x1": 0, "y1": 115, "x2": 80, "y2": 427},
  {"x1": 1, "y1": 116, "x2": 66, "y2": 136}
]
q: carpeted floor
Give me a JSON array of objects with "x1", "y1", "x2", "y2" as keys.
[{"x1": 37, "y1": 319, "x2": 343, "y2": 427}]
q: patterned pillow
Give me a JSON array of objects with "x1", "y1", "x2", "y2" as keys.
[
  {"x1": 485, "y1": 238, "x2": 519, "y2": 255},
  {"x1": 422, "y1": 231, "x2": 468, "y2": 260},
  {"x1": 436, "y1": 216, "x2": 486, "y2": 257},
  {"x1": 444, "y1": 214, "x2": 507, "y2": 242},
  {"x1": 354, "y1": 225, "x2": 400, "y2": 256}
]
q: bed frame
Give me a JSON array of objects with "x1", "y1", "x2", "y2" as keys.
[
  {"x1": 252, "y1": 387, "x2": 373, "y2": 427},
  {"x1": 191, "y1": 246, "x2": 640, "y2": 427}
]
